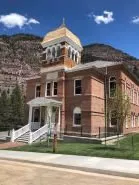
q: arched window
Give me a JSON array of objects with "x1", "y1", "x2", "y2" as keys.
[
  {"x1": 109, "y1": 77, "x2": 116, "y2": 97},
  {"x1": 47, "y1": 49, "x2": 51, "y2": 60},
  {"x1": 68, "y1": 47, "x2": 71, "y2": 58},
  {"x1": 73, "y1": 107, "x2": 81, "y2": 126},
  {"x1": 72, "y1": 50, "x2": 74, "y2": 61},
  {"x1": 47, "y1": 49, "x2": 51, "y2": 56},
  {"x1": 52, "y1": 47, "x2": 56, "y2": 58},
  {"x1": 75, "y1": 53, "x2": 78, "y2": 63},
  {"x1": 57, "y1": 46, "x2": 61, "y2": 57}
]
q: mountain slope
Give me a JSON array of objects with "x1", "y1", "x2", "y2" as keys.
[
  {"x1": 82, "y1": 43, "x2": 138, "y2": 63},
  {"x1": 0, "y1": 34, "x2": 139, "y2": 79},
  {"x1": 0, "y1": 34, "x2": 43, "y2": 77}
]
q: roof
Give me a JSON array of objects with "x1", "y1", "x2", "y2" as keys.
[
  {"x1": 67, "y1": 60, "x2": 122, "y2": 73},
  {"x1": 27, "y1": 97, "x2": 62, "y2": 107},
  {"x1": 41, "y1": 25, "x2": 82, "y2": 48}
]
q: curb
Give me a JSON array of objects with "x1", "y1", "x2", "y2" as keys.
[{"x1": 0, "y1": 157, "x2": 139, "y2": 179}]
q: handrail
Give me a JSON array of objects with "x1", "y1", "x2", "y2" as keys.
[
  {"x1": 12, "y1": 124, "x2": 30, "y2": 142},
  {"x1": 30, "y1": 124, "x2": 48, "y2": 143}
]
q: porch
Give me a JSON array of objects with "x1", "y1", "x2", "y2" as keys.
[
  {"x1": 11, "y1": 97, "x2": 62, "y2": 144},
  {"x1": 28, "y1": 97, "x2": 62, "y2": 132}
]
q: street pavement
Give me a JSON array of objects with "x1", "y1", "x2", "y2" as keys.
[
  {"x1": 0, "y1": 160, "x2": 139, "y2": 185},
  {"x1": 0, "y1": 150, "x2": 139, "y2": 178}
]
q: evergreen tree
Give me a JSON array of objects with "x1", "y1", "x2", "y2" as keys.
[
  {"x1": 10, "y1": 84, "x2": 25, "y2": 129},
  {"x1": 0, "y1": 91, "x2": 9, "y2": 130}
]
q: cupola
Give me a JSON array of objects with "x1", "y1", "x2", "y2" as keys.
[{"x1": 40, "y1": 20, "x2": 83, "y2": 69}]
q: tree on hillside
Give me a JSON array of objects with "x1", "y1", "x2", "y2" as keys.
[{"x1": 10, "y1": 84, "x2": 25, "y2": 129}]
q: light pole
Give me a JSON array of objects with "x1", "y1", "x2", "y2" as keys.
[{"x1": 104, "y1": 66, "x2": 108, "y2": 146}]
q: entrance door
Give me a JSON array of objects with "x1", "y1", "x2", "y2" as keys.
[{"x1": 32, "y1": 107, "x2": 40, "y2": 131}]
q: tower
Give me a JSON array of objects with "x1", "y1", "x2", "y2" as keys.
[{"x1": 40, "y1": 21, "x2": 83, "y2": 69}]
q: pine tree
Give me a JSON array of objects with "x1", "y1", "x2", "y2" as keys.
[
  {"x1": 10, "y1": 84, "x2": 25, "y2": 129},
  {"x1": 0, "y1": 91, "x2": 9, "y2": 130}
]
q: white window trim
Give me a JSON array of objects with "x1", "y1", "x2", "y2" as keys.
[
  {"x1": 73, "y1": 107, "x2": 81, "y2": 127},
  {"x1": 131, "y1": 113, "x2": 134, "y2": 128},
  {"x1": 52, "y1": 81, "x2": 58, "y2": 97},
  {"x1": 138, "y1": 115, "x2": 139, "y2": 127},
  {"x1": 74, "y1": 79, "x2": 82, "y2": 96},
  {"x1": 109, "y1": 111, "x2": 117, "y2": 128},
  {"x1": 45, "y1": 82, "x2": 51, "y2": 97},
  {"x1": 125, "y1": 116, "x2": 128, "y2": 129},
  {"x1": 35, "y1": 83, "x2": 41, "y2": 98},
  {"x1": 109, "y1": 76, "x2": 116, "y2": 98}
]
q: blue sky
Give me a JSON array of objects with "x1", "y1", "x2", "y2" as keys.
[{"x1": 0, "y1": 0, "x2": 139, "y2": 58}]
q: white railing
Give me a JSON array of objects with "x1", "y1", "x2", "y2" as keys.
[
  {"x1": 29, "y1": 124, "x2": 48, "y2": 144},
  {"x1": 11, "y1": 124, "x2": 30, "y2": 142}
]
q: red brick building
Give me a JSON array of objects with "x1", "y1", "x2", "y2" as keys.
[{"x1": 24, "y1": 23, "x2": 139, "y2": 140}]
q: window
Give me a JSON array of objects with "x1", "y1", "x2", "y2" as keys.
[
  {"x1": 131, "y1": 113, "x2": 135, "y2": 128},
  {"x1": 35, "y1": 85, "x2": 41, "y2": 97},
  {"x1": 110, "y1": 110, "x2": 117, "y2": 127},
  {"x1": 130, "y1": 86, "x2": 134, "y2": 103},
  {"x1": 72, "y1": 50, "x2": 74, "y2": 60},
  {"x1": 73, "y1": 107, "x2": 81, "y2": 126},
  {"x1": 53, "y1": 82, "x2": 58, "y2": 96},
  {"x1": 46, "y1": 82, "x2": 51, "y2": 96},
  {"x1": 74, "y1": 79, "x2": 82, "y2": 95},
  {"x1": 68, "y1": 47, "x2": 71, "y2": 58},
  {"x1": 125, "y1": 116, "x2": 128, "y2": 129},
  {"x1": 57, "y1": 46, "x2": 61, "y2": 57},
  {"x1": 75, "y1": 53, "x2": 78, "y2": 63},
  {"x1": 109, "y1": 77, "x2": 116, "y2": 97},
  {"x1": 52, "y1": 47, "x2": 56, "y2": 58},
  {"x1": 47, "y1": 49, "x2": 51, "y2": 57}
]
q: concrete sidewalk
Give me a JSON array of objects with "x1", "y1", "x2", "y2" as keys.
[{"x1": 0, "y1": 150, "x2": 139, "y2": 178}]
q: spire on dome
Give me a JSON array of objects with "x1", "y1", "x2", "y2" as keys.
[{"x1": 60, "y1": 17, "x2": 66, "y2": 28}]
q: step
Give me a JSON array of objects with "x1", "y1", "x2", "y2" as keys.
[{"x1": 15, "y1": 131, "x2": 30, "y2": 143}]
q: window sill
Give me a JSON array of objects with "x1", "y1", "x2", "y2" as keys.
[
  {"x1": 74, "y1": 94, "x2": 82, "y2": 96},
  {"x1": 45, "y1": 95, "x2": 58, "y2": 97},
  {"x1": 72, "y1": 125, "x2": 81, "y2": 127}
]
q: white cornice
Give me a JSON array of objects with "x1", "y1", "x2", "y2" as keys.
[
  {"x1": 41, "y1": 36, "x2": 83, "y2": 52},
  {"x1": 40, "y1": 65, "x2": 67, "y2": 74},
  {"x1": 25, "y1": 75, "x2": 41, "y2": 81}
]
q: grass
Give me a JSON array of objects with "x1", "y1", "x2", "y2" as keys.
[{"x1": 6, "y1": 133, "x2": 139, "y2": 160}]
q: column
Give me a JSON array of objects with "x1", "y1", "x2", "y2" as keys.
[
  {"x1": 58, "y1": 106, "x2": 61, "y2": 126},
  {"x1": 47, "y1": 105, "x2": 52, "y2": 132},
  {"x1": 57, "y1": 106, "x2": 61, "y2": 135},
  {"x1": 28, "y1": 105, "x2": 32, "y2": 130},
  {"x1": 40, "y1": 106, "x2": 41, "y2": 128}
]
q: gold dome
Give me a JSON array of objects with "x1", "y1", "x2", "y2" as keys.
[{"x1": 41, "y1": 25, "x2": 82, "y2": 48}]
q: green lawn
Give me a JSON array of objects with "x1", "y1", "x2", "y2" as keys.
[{"x1": 7, "y1": 134, "x2": 139, "y2": 160}]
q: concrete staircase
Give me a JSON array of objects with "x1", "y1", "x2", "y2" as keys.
[{"x1": 16, "y1": 131, "x2": 30, "y2": 143}]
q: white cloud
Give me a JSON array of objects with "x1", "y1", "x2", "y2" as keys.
[
  {"x1": 131, "y1": 16, "x2": 139, "y2": 24},
  {"x1": 27, "y1": 18, "x2": 40, "y2": 25},
  {"x1": 88, "y1": 10, "x2": 114, "y2": 24},
  {"x1": 0, "y1": 13, "x2": 40, "y2": 29}
]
